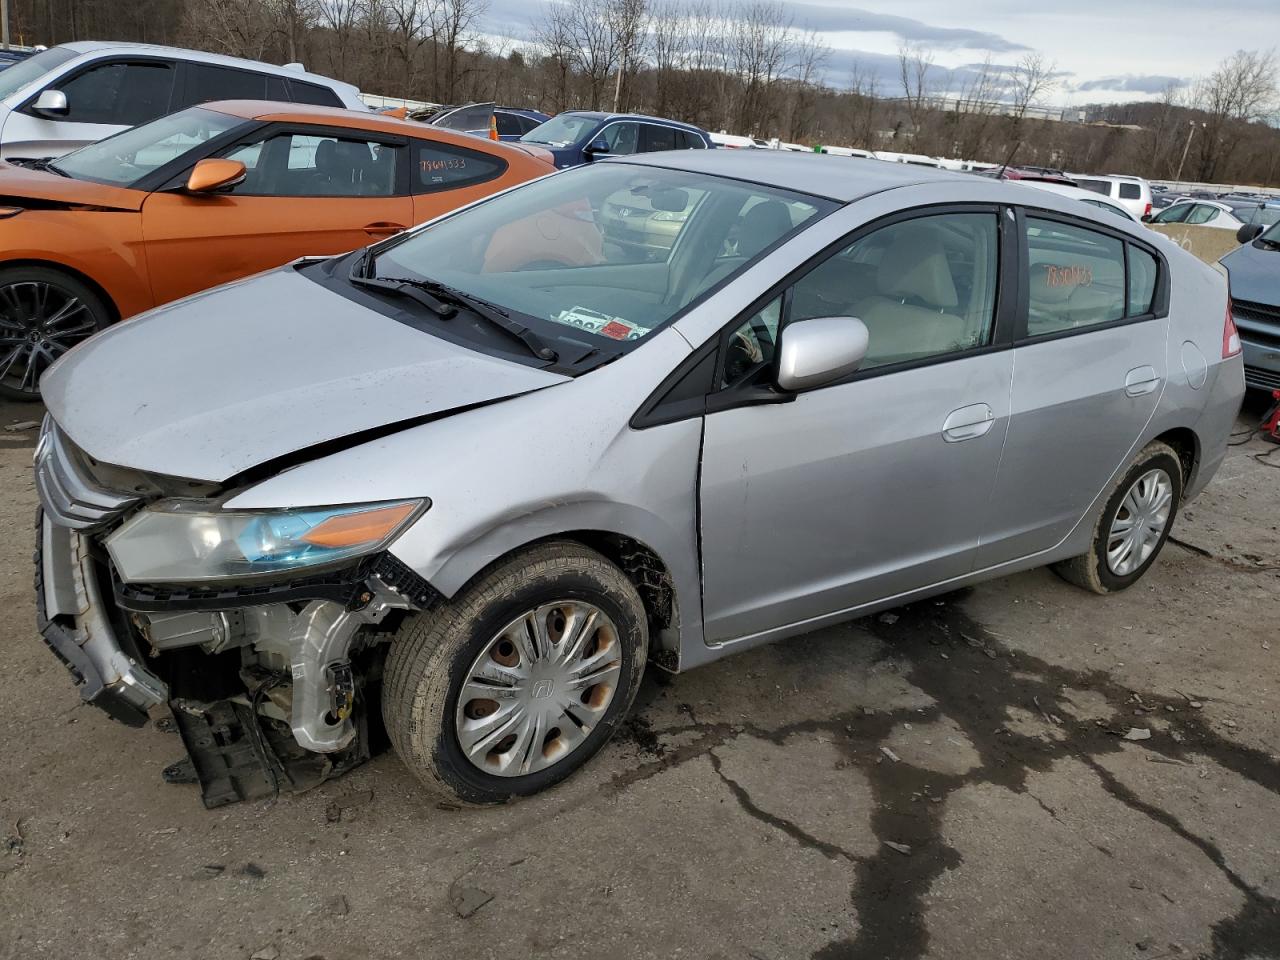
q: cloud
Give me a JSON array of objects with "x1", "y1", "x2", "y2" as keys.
[
  {"x1": 780, "y1": 3, "x2": 1030, "y2": 52},
  {"x1": 1074, "y1": 74, "x2": 1188, "y2": 94}
]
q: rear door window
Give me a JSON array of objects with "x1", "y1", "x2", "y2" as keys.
[
  {"x1": 1186, "y1": 204, "x2": 1219, "y2": 224},
  {"x1": 495, "y1": 113, "x2": 522, "y2": 138},
  {"x1": 1118, "y1": 182, "x2": 1141, "y2": 200},
  {"x1": 641, "y1": 123, "x2": 678, "y2": 153},
  {"x1": 1024, "y1": 218, "x2": 1126, "y2": 336},
  {"x1": 56, "y1": 60, "x2": 176, "y2": 125},
  {"x1": 182, "y1": 64, "x2": 267, "y2": 105}
]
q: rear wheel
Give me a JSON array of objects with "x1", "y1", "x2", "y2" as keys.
[
  {"x1": 383, "y1": 541, "x2": 648, "y2": 804},
  {"x1": 0, "y1": 266, "x2": 111, "y2": 401},
  {"x1": 1052, "y1": 441, "x2": 1183, "y2": 594}
]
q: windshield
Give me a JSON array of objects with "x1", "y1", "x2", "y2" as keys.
[
  {"x1": 1260, "y1": 220, "x2": 1280, "y2": 243},
  {"x1": 54, "y1": 107, "x2": 245, "y2": 187},
  {"x1": 371, "y1": 163, "x2": 832, "y2": 350},
  {"x1": 0, "y1": 45, "x2": 77, "y2": 101},
  {"x1": 520, "y1": 113, "x2": 598, "y2": 147}
]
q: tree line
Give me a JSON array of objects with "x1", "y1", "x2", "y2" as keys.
[{"x1": 7, "y1": 0, "x2": 1280, "y2": 185}]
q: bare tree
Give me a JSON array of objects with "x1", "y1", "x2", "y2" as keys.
[
  {"x1": 730, "y1": 1, "x2": 792, "y2": 135},
  {"x1": 1192, "y1": 49, "x2": 1278, "y2": 181},
  {"x1": 181, "y1": 0, "x2": 276, "y2": 59},
  {"x1": 785, "y1": 29, "x2": 828, "y2": 142},
  {"x1": 607, "y1": 0, "x2": 647, "y2": 111},
  {"x1": 432, "y1": 0, "x2": 486, "y2": 103},
  {"x1": 897, "y1": 42, "x2": 934, "y2": 146},
  {"x1": 1008, "y1": 51, "x2": 1057, "y2": 121}
]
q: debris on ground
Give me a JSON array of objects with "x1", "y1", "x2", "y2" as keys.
[
  {"x1": 449, "y1": 880, "x2": 494, "y2": 918},
  {"x1": 883, "y1": 841, "x2": 912, "y2": 855},
  {"x1": 250, "y1": 947, "x2": 279, "y2": 960},
  {"x1": 191, "y1": 864, "x2": 225, "y2": 881},
  {"x1": 879, "y1": 746, "x2": 901, "y2": 763},
  {"x1": 326, "y1": 788, "x2": 375, "y2": 823},
  {"x1": 1123, "y1": 728, "x2": 1153, "y2": 741},
  {"x1": 237, "y1": 862, "x2": 267, "y2": 879},
  {"x1": 878, "y1": 613, "x2": 899, "y2": 625},
  {"x1": 3, "y1": 421, "x2": 40, "y2": 432},
  {"x1": 326, "y1": 894, "x2": 350, "y2": 917}
]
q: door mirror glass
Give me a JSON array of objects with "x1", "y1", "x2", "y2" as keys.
[
  {"x1": 585, "y1": 138, "x2": 610, "y2": 156},
  {"x1": 32, "y1": 89, "x2": 68, "y2": 117},
  {"x1": 186, "y1": 158, "x2": 247, "y2": 194},
  {"x1": 1237, "y1": 223, "x2": 1265, "y2": 244},
  {"x1": 775, "y1": 316, "x2": 869, "y2": 392}
]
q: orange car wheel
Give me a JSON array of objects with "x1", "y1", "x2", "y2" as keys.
[{"x1": 0, "y1": 266, "x2": 111, "y2": 402}]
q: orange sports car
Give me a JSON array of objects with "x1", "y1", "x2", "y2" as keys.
[{"x1": 0, "y1": 101, "x2": 557, "y2": 399}]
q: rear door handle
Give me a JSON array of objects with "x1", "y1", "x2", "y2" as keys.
[
  {"x1": 363, "y1": 221, "x2": 406, "y2": 237},
  {"x1": 942, "y1": 403, "x2": 995, "y2": 443},
  {"x1": 1124, "y1": 365, "x2": 1161, "y2": 397}
]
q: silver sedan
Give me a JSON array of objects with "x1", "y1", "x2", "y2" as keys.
[{"x1": 34, "y1": 151, "x2": 1244, "y2": 806}]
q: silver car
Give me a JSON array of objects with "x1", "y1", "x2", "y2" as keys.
[{"x1": 33, "y1": 152, "x2": 1244, "y2": 807}]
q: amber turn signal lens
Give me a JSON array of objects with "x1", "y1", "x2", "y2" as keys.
[{"x1": 300, "y1": 502, "x2": 418, "y2": 548}]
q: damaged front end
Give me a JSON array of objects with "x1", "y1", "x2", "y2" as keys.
[{"x1": 33, "y1": 419, "x2": 439, "y2": 808}]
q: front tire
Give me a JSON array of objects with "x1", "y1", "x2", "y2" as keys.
[
  {"x1": 1052, "y1": 440, "x2": 1183, "y2": 594},
  {"x1": 383, "y1": 541, "x2": 648, "y2": 804},
  {"x1": 0, "y1": 266, "x2": 111, "y2": 401}
]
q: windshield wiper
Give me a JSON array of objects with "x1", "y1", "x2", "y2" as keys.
[
  {"x1": 23, "y1": 157, "x2": 70, "y2": 177},
  {"x1": 348, "y1": 273, "x2": 457, "y2": 317},
  {"x1": 398, "y1": 277, "x2": 560, "y2": 362}
]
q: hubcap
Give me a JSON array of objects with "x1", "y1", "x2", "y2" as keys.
[
  {"x1": 1107, "y1": 468, "x2": 1173, "y2": 576},
  {"x1": 0, "y1": 281, "x2": 97, "y2": 396},
  {"x1": 455, "y1": 601, "x2": 623, "y2": 777}
]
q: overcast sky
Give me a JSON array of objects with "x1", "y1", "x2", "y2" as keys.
[{"x1": 483, "y1": 0, "x2": 1280, "y2": 106}]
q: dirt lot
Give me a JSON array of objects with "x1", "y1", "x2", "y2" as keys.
[{"x1": 2, "y1": 396, "x2": 1278, "y2": 960}]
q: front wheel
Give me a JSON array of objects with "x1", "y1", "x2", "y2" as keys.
[
  {"x1": 383, "y1": 542, "x2": 648, "y2": 804},
  {"x1": 1052, "y1": 440, "x2": 1184, "y2": 594},
  {"x1": 0, "y1": 266, "x2": 111, "y2": 401}
]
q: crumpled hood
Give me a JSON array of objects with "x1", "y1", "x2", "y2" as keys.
[
  {"x1": 1222, "y1": 242, "x2": 1280, "y2": 307},
  {"x1": 0, "y1": 161, "x2": 145, "y2": 211},
  {"x1": 41, "y1": 267, "x2": 568, "y2": 483}
]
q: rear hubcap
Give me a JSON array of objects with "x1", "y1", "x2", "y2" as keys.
[
  {"x1": 455, "y1": 601, "x2": 622, "y2": 777},
  {"x1": 0, "y1": 281, "x2": 96, "y2": 395},
  {"x1": 1107, "y1": 468, "x2": 1173, "y2": 576}
]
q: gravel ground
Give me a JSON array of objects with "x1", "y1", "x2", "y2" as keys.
[{"x1": 1, "y1": 396, "x2": 1277, "y2": 960}]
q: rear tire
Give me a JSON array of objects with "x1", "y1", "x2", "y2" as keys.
[
  {"x1": 0, "y1": 266, "x2": 111, "y2": 401},
  {"x1": 1052, "y1": 441, "x2": 1183, "y2": 594},
  {"x1": 382, "y1": 541, "x2": 648, "y2": 805}
]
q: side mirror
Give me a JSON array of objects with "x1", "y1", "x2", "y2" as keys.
[
  {"x1": 584, "y1": 138, "x2": 610, "y2": 158},
  {"x1": 32, "y1": 89, "x2": 68, "y2": 117},
  {"x1": 775, "y1": 316, "x2": 869, "y2": 392},
  {"x1": 185, "y1": 158, "x2": 247, "y2": 194},
  {"x1": 1237, "y1": 223, "x2": 1265, "y2": 244}
]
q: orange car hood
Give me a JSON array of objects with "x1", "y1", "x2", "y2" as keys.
[{"x1": 0, "y1": 162, "x2": 145, "y2": 211}]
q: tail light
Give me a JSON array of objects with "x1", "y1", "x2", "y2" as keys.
[
  {"x1": 1144, "y1": 202, "x2": 1152, "y2": 218},
  {"x1": 1223, "y1": 301, "x2": 1242, "y2": 358}
]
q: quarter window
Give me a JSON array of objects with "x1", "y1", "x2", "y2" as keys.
[
  {"x1": 56, "y1": 61, "x2": 175, "y2": 125},
  {"x1": 641, "y1": 123, "x2": 678, "y2": 152},
  {"x1": 1128, "y1": 247, "x2": 1158, "y2": 316},
  {"x1": 415, "y1": 140, "x2": 506, "y2": 192},
  {"x1": 289, "y1": 81, "x2": 343, "y2": 107},
  {"x1": 1025, "y1": 218, "x2": 1125, "y2": 336},
  {"x1": 224, "y1": 132, "x2": 400, "y2": 197},
  {"x1": 1118, "y1": 182, "x2": 1141, "y2": 200},
  {"x1": 1186, "y1": 204, "x2": 1218, "y2": 224}
]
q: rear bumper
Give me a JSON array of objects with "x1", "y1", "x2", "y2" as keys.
[{"x1": 34, "y1": 509, "x2": 167, "y2": 726}]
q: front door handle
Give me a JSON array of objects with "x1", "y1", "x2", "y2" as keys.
[
  {"x1": 1124, "y1": 365, "x2": 1161, "y2": 397},
  {"x1": 363, "y1": 221, "x2": 406, "y2": 237},
  {"x1": 942, "y1": 403, "x2": 995, "y2": 443}
]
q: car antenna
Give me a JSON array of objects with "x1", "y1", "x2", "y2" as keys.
[{"x1": 997, "y1": 140, "x2": 1023, "y2": 179}]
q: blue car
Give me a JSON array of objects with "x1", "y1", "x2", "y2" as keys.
[
  {"x1": 1222, "y1": 215, "x2": 1280, "y2": 392},
  {"x1": 519, "y1": 111, "x2": 713, "y2": 169}
]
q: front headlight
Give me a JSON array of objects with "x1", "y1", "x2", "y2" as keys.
[{"x1": 106, "y1": 499, "x2": 426, "y2": 584}]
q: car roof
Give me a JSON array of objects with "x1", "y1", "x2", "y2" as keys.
[
  {"x1": 56, "y1": 41, "x2": 360, "y2": 96},
  {"x1": 201, "y1": 100, "x2": 534, "y2": 154},
  {"x1": 561, "y1": 110, "x2": 707, "y2": 134},
  {"x1": 605, "y1": 149, "x2": 968, "y2": 202}
]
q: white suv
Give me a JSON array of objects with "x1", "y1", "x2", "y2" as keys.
[
  {"x1": 0, "y1": 42, "x2": 365, "y2": 161},
  {"x1": 1069, "y1": 173, "x2": 1153, "y2": 221}
]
